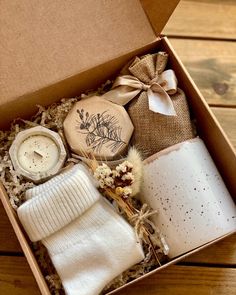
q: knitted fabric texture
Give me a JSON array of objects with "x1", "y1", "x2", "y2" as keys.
[
  {"x1": 24, "y1": 164, "x2": 97, "y2": 200},
  {"x1": 125, "y1": 53, "x2": 195, "y2": 158},
  {"x1": 18, "y1": 164, "x2": 144, "y2": 295}
]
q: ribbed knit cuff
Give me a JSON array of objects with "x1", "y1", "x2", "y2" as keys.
[
  {"x1": 25, "y1": 164, "x2": 97, "y2": 200},
  {"x1": 18, "y1": 166, "x2": 100, "y2": 242}
]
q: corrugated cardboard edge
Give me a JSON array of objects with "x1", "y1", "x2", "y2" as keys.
[{"x1": 140, "y1": 0, "x2": 180, "y2": 36}]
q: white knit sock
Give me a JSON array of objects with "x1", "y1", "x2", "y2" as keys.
[
  {"x1": 25, "y1": 163, "x2": 97, "y2": 200},
  {"x1": 18, "y1": 165, "x2": 144, "y2": 295}
]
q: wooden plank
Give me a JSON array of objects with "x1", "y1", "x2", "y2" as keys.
[
  {"x1": 164, "y1": 0, "x2": 236, "y2": 39},
  {"x1": 1, "y1": 257, "x2": 236, "y2": 295},
  {"x1": 0, "y1": 203, "x2": 21, "y2": 253},
  {"x1": 0, "y1": 256, "x2": 40, "y2": 295},
  {"x1": 212, "y1": 107, "x2": 236, "y2": 148},
  {"x1": 118, "y1": 265, "x2": 236, "y2": 295},
  {"x1": 169, "y1": 38, "x2": 236, "y2": 106},
  {"x1": 184, "y1": 234, "x2": 236, "y2": 265}
]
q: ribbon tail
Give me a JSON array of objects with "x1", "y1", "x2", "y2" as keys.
[
  {"x1": 102, "y1": 85, "x2": 141, "y2": 106},
  {"x1": 158, "y1": 69, "x2": 178, "y2": 95},
  {"x1": 148, "y1": 87, "x2": 177, "y2": 116}
]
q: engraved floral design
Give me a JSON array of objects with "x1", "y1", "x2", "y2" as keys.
[{"x1": 76, "y1": 109, "x2": 126, "y2": 153}]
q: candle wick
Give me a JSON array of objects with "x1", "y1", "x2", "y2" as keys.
[{"x1": 34, "y1": 151, "x2": 43, "y2": 158}]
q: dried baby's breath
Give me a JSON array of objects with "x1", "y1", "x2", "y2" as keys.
[{"x1": 126, "y1": 147, "x2": 143, "y2": 196}]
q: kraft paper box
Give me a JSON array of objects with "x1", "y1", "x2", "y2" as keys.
[{"x1": 0, "y1": 1, "x2": 235, "y2": 294}]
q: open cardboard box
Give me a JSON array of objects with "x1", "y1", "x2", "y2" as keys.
[{"x1": 0, "y1": 0, "x2": 236, "y2": 294}]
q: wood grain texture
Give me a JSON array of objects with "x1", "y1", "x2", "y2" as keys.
[
  {"x1": 117, "y1": 265, "x2": 236, "y2": 295},
  {"x1": 183, "y1": 234, "x2": 236, "y2": 265},
  {"x1": 212, "y1": 107, "x2": 236, "y2": 147},
  {"x1": 0, "y1": 203, "x2": 21, "y2": 253},
  {"x1": 1, "y1": 257, "x2": 235, "y2": 295},
  {"x1": 169, "y1": 38, "x2": 236, "y2": 106},
  {"x1": 164, "y1": 0, "x2": 236, "y2": 39},
  {"x1": 0, "y1": 256, "x2": 40, "y2": 295}
]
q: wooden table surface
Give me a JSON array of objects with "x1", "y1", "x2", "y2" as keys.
[{"x1": 0, "y1": 1, "x2": 235, "y2": 294}]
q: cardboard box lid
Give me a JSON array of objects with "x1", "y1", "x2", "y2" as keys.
[{"x1": 0, "y1": 0, "x2": 179, "y2": 127}]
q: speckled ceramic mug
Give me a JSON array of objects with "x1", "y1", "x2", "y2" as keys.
[{"x1": 142, "y1": 138, "x2": 236, "y2": 258}]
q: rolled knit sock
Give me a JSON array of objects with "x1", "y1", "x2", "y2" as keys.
[
  {"x1": 25, "y1": 163, "x2": 97, "y2": 200},
  {"x1": 18, "y1": 165, "x2": 144, "y2": 295}
]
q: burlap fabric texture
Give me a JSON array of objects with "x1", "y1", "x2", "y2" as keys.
[{"x1": 124, "y1": 52, "x2": 195, "y2": 158}]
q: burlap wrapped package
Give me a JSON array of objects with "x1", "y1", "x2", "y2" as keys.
[{"x1": 103, "y1": 52, "x2": 195, "y2": 158}]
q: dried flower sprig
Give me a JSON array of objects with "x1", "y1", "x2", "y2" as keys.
[
  {"x1": 94, "y1": 161, "x2": 134, "y2": 197},
  {"x1": 82, "y1": 148, "x2": 169, "y2": 265},
  {"x1": 126, "y1": 147, "x2": 143, "y2": 196}
]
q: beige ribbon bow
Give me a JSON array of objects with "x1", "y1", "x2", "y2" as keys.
[{"x1": 103, "y1": 53, "x2": 178, "y2": 116}]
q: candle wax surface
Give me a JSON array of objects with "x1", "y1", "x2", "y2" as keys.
[{"x1": 17, "y1": 135, "x2": 59, "y2": 173}]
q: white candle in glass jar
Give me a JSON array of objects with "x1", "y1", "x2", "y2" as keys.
[{"x1": 10, "y1": 126, "x2": 67, "y2": 183}]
